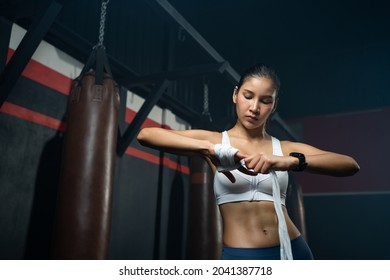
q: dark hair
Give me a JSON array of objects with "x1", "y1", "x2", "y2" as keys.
[{"x1": 237, "y1": 63, "x2": 280, "y2": 96}]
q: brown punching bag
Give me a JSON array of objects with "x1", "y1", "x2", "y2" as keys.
[
  {"x1": 52, "y1": 47, "x2": 119, "y2": 259},
  {"x1": 286, "y1": 173, "x2": 308, "y2": 239},
  {"x1": 187, "y1": 156, "x2": 223, "y2": 259}
]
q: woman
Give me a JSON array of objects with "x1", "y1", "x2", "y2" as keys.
[{"x1": 137, "y1": 63, "x2": 360, "y2": 260}]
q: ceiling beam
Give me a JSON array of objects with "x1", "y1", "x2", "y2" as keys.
[
  {"x1": 117, "y1": 79, "x2": 171, "y2": 156},
  {"x1": 128, "y1": 61, "x2": 229, "y2": 85},
  {"x1": 145, "y1": 0, "x2": 240, "y2": 84},
  {"x1": 0, "y1": 0, "x2": 62, "y2": 108},
  {"x1": 0, "y1": 17, "x2": 12, "y2": 73}
]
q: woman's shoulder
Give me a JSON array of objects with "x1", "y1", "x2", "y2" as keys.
[
  {"x1": 280, "y1": 139, "x2": 319, "y2": 155},
  {"x1": 279, "y1": 140, "x2": 303, "y2": 149}
]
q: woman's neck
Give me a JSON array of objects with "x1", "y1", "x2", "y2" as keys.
[{"x1": 229, "y1": 122, "x2": 268, "y2": 141}]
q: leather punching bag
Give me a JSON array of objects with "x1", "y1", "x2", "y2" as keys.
[
  {"x1": 52, "y1": 47, "x2": 119, "y2": 259},
  {"x1": 187, "y1": 157, "x2": 222, "y2": 259},
  {"x1": 286, "y1": 173, "x2": 307, "y2": 239}
]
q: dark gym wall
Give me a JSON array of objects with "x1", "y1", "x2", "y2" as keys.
[
  {"x1": 304, "y1": 193, "x2": 390, "y2": 260},
  {"x1": 110, "y1": 143, "x2": 190, "y2": 260},
  {"x1": 0, "y1": 63, "x2": 69, "y2": 258},
  {"x1": 288, "y1": 107, "x2": 390, "y2": 259},
  {"x1": 279, "y1": 32, "x2": 390, "y2": 259}
]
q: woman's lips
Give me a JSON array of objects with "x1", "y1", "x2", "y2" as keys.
[{"x1": 246, "y1": 115, "x2": 258, "y2": 121}]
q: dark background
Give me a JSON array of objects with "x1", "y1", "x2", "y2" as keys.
[
  {"x1": 170, "y1": 0, "x2": 390, "y2": 119},
  {"x1": 1, "y1": 0, "x2": 389, "y2": 260}
]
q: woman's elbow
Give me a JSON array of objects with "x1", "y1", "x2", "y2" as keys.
[
  {"x1": 346, "y1": 157, "x2": 360, "y2": 176},
  {"x1": 330, "y1": 156, "x2": 360, "y2": 177},
  {"x1": 137, "y1": 127, "x2": 151, "y2": 146},
  {"x1": 350, "y1": 160, "x2": 360, "y2": 175}
]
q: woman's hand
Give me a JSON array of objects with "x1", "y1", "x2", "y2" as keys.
[
  {"x1": 240, "y1": 152, "x2": 296, "y2": 174},
  {"x1": 204, "y1": 143, "x2": 220, "y2": 167}
]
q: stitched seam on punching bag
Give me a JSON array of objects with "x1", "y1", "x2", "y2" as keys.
[
  {"x1": 93, "y1": 85, "x2": 104, "y2": 102},
  {"x1": 70, "y1": 86, "x2": 81, "y2": 104}
]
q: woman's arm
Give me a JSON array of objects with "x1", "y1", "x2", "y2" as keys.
[
  {"x1": 283, "y1": 141, "x2": 360, "y2": 177},
  {"x1": 137, "y1": 127, "x2": 216, "y2": 158},
  {"x1": 241, "y1": 141, "x2": 360, "y2": 177}
]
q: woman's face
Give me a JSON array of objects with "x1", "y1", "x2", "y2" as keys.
[{"x1": 233, "y1": 76, "x2": 277, "y2": 130}]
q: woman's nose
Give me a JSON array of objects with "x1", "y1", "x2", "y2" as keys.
[{"x1": 250, "y1": 100, "x2": 260, "y2": 113}]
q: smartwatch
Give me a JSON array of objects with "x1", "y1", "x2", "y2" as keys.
[{"x1": 289, "y1": 152, "x2": 308, "y2": 171}]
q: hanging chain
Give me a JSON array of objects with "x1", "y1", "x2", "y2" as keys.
[
  {"x1": 202, "y1": 77, "x2": 212, "y2": 122},
  {"x1": 95, "y1": 0, "x2": 110, "y2": 48}
]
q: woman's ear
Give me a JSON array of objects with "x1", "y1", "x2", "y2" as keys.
[{"x1": 232, "y1": 86, "x2": 238, "y2": 104}]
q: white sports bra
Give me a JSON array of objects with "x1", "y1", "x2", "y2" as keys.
[
  {"x1": 213, "y1": 131, "x2": 293, "y2": 260},
  {"x1": 213, "y1": 131, "x2": 289, "y2": 205}
]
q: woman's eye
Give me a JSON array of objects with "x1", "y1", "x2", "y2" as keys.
[{"x1": 261, "y1": 99, "x2": 273, "y2": 104}]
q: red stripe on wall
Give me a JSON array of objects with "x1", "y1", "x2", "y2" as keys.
[
  {"x1": 7, "y1": 49, "x2": 72, "y2": 96},
  {"x1": 0, "y1": 101, "x2": 66, "y2": 132},
  {"x1": 125, "y1": 147, "x2": 189, "y2": 174}
]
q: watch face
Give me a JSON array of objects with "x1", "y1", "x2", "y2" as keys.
[
  {"x1": 289, "y1": 152, "x2": 307, "y2": 171},
  {"x1": 290, "y1": 152, "x2": 304, "y2": 159}
]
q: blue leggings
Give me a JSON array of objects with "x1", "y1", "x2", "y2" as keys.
[{"x1": 221, "y1": 235, "x2": 314, "y2": 260}]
